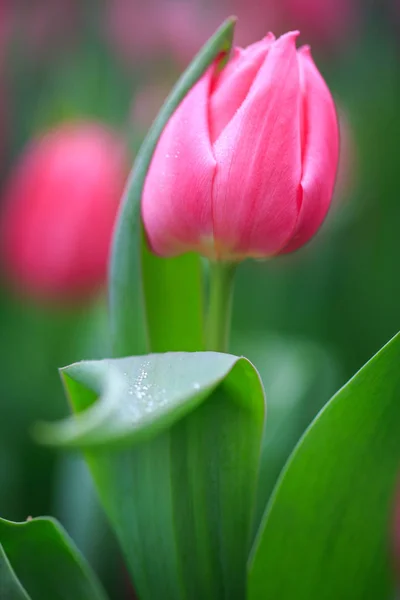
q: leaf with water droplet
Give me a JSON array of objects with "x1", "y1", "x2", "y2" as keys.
[{"x1": 35, "y1": 351, "x2": 265, "y2": 600}]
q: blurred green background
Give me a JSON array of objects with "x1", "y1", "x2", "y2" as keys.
[{"x1": 0, "y1": 0, "x2": 398, "y2": 596}]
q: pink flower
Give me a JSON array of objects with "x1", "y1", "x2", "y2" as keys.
[
  {"x1": 142, "y1": 32, "x2": 339, "y2": 261},
  {"x1": 0, "y1": 122, "x2": 128, "y2": 304}
]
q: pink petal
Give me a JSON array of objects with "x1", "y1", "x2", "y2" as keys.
[
  {"x1": 142, "y1": 66, "x2": 217, "y2": 257},
  {"x1": 209, "y1": 34, "x2": 275, "y2": 143},
  {"x1": 282, "y1": 47, "x2": 339, "y2": 253},
  {"x1": 211, "y1": 32, "x2": 302, "y2": 259}
]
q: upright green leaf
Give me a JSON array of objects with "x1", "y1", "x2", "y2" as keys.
[
  {"x1": 248, "y1": 332, "x2": 400, "y2": 600},
  {"x1": 0, "y1": 517, "x2": 108, "y2": 600},
  {"x1": 232, "y1": 334, "x2": 339, "y2": 534},
  {"x1": 109, "y1": 18, "x2": 235, "y2": 357},
  {"x1": 37, "y1": 352, "x2": 265, "y2": 600},
  {"x1": 141, "y1": 245, "x2": 203, "y2": 352}
]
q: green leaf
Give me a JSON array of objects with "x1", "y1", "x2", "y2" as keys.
[
  {"x1": 231, "y1": 334, "x2": 339, "y2": 533},
  {"x1": 0, "y1": 545, "x2": 30, "y2": 600},
  {"x1": 109, "y1": 18, "x2": 236, "y2": 357},
  {"x1": 0, "y1": 517, "x2": 108, "y2": 600},
  {"x1": 248, "y1": 332, "x2": 400, "y2": 600},
  {"x1": 36, "y1": 352, "x2": 265, "y2": 600},
  {"x1": 141, "y1": 245, "x2": 203, "y2": 352}
]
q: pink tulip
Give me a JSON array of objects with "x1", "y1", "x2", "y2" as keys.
[
  {"x1": 142, "y1": 32, "x2": 339, "y2": 261},
  {"x1": 0, "y1": 122, "x2": 128, "y2": 303}
]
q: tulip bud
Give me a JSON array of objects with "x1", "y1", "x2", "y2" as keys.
[
  {"x1": 0, "y1": 122, "x2": 128, "y2": 304},
  {"x1": 142, "y1": 31, "x2": 339, "y2": 261}
]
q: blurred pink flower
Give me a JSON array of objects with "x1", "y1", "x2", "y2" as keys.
[{"x1": 0, "y1": 122, "x2": 128, "y2": 304}]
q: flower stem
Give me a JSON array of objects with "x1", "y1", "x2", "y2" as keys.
[{"x1": 206, "y1": 261, "x2": 237, "y2": 353}]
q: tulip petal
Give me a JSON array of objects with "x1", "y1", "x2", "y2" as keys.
[
  {"x1": 142, "y1": 66, "x2": 217, "y2": 257},
  {"x1": 211, "y1": 32, "x2": 303, "y2": 259},
  {"x1": 209, "y1": 34, "x2": 274, "y2": 144},
  {"x1": 282, "y1": 47, "x2": 339, "y2": 254}
]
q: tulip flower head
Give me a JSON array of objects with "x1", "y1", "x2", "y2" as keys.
[
  {"x1": 142, "y1": 31, "x2": 339, "y2": 261},
  {"x1": 0, "y1": 123, "x2": 128, "y2": 304}
]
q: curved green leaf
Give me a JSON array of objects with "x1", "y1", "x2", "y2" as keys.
[
  {"x1": 109, "y1": 18, "x2": 235, "y2": 357},
  {"x1": 248, "y1": 332, "x2": 400, "y2": 600},
  {"x1": 0, "y1": 517, "x2": 108, "y2": 600},
  {"x1": 37, "y1": 352, "x2": 265, "y2": 600},
  {"x1": 36, "y1": 352, "x2": 259, "y2": 449}
]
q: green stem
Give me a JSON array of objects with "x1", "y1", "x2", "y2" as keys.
[{"x1": 206, "y1": 261, "x2": 237, "y2": 353}]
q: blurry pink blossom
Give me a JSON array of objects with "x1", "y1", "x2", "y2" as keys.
[{"x1": 0, "y1": 122, "x2": 128, "y2": 304}]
